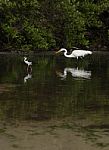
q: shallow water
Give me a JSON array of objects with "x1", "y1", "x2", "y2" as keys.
[{"x1": 0, "y1": 52, "x2": 109, "y2": 150}]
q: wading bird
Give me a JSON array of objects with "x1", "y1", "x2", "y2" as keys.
[
  {"x1": 24, "y1": 57, "x2": 32, "y2": 67},
  {"x1": 56, "y1": 48, "x2": 92, "y2": 59}
]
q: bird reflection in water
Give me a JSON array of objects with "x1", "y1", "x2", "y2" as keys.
[
  {"x1": 56, "y1": 67, "x2": 91, "y2": 80},
  {"x1": 24, "y1": 67, "x2": 32, "y2": 83}
]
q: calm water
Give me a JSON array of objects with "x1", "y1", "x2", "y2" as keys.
[{"x1": 0, "y1": 52, "x2": 109, "y2": 150}]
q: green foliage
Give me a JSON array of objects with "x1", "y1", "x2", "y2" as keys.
[
  {"x1": 23, "y1": 21, "x2": 56, "y2": 50},
  {"x1": 0, "y1": 0, "x2": 109, "y2": 51},
  {"x1": 61, "y1": 1, "x2": 87, "y2": 47}
]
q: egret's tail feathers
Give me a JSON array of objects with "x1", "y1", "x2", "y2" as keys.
[{"x1": 29, "y1": 62, "x2": 32, "y2": 65}]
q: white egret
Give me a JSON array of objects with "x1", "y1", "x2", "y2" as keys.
[
  {"x1": 56, "y1": 67, "x2": 91, "y2": 80},
  {"x1": 24, "y1": 57, "x2": 32, "y2": 67},
  {"x1": 56, "y1": 48, "x2": 92, "y2": 59}
]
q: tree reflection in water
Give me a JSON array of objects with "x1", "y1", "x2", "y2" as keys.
[{"x1": 0, "y1": 53, "x2": 109, "y2": 149}]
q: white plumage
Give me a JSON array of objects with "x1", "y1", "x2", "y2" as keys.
[
  {"x1": 24, "y1": 57, "x2": 32, "y2": 67},
  {"x1": 56, "y1": 48, "x2": 92, "y2": 59}
]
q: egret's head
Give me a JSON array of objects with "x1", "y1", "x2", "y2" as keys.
[
  {"x1": 24, "y1": 57, "x2": 27, "y2": 59},
  {"x1": 56, "y1": 48, "x2": 67, "y2": 54}
]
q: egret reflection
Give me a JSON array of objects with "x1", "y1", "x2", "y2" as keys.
[
  {"x1": 24, "y1": 73, "x2": 32, "y2": 83},
  {"x1": 24, "y1": 67, "x2": 32, "y2": 83},
  {"x1": 56, "y1": 67, "x2": 91, "y2": 80}
]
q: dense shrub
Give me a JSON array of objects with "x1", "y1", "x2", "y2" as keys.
[{"x1": 0, "y1": 0, "x2": 109, "y2": 51}]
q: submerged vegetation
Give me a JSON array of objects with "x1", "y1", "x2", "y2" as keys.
[{"x1": 0, "y1": 0, "x2": 109, "y2": 51}]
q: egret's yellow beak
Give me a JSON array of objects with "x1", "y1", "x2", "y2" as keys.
[{"x1": 55, "y1": 50, "x2": 61, "y2": 54}]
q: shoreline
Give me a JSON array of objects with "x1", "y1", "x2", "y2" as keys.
[{"x1": 0, "y1": 50, "x2": 109, "y2": 56}]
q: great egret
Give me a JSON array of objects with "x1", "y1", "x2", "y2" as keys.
[
  {"x1": 24, "y1": 57, "x2": 32, "y2": 67},
  {"x1": 56, "y1": 48, "x2": 92, "y2": 59},
  {"x1": 56, "y1": 67, "x2": 91, "y2": 80}
]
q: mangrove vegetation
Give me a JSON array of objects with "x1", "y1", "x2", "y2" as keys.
[{"x1": 0, "y1": 0, "x2": 109, "y2": 51}]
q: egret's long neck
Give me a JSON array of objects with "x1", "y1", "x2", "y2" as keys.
[
  {"x1": 63, "y1": 50, "x2": 67, "y2": 57},
  {"x1": 64, "y1": 50, "x2": 75, "y2": 58},
  {"x1": 63, "y1": 50, "x2": 71, "y2": 57},
  {"x1": 24, "y1": 58, "x2": 27, "y2": 61}
]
